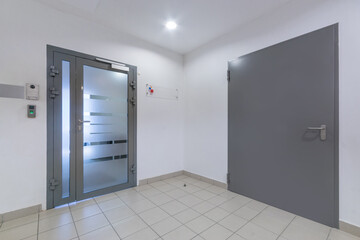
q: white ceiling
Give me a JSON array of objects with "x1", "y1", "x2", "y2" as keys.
[{"x1": 34, "y1": 0, "x2": 292, "y2": 54}]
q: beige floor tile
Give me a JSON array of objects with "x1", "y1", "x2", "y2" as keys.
[
  {"x1": 98, "y1": 198, "x2": 125, "y2": 212},
  {"x1": 162, "y1": 225, "x2": 196, "y2": 240},
  {"x1": 38, "y1": 222, "x2": 77, "y2": 240},
  {"x1": 71, "y1": 204, "x2": 101, "y2": 221},
  {"x1": 192, "y1": 236, "x2": 205, "y2": 240},
  {"x1": 0, "y1": 222, "x2": 38, "y2": 240},
  {"x1": 119, "y1": 191, "x2": 146, "y2": 204},
  {"x1": 207, "y1": 195, "x2": 228, "y2": 206},
  {"x1": 173, "y1": 208, "x2": 201, "y2": 224},
  {"x1": 227, "y1": 234, "x2": 247, "y2": 240},
  {"x1": 166, "y1": 189, "x2": 188, "y2": 199},
  {"x1": 185, "y1": 215, "x2": 215, "y2": 234},
  {"x1": 150, "y1": 216, "x2": 182, "y2": 236},
  {"x1": 79, "y1": 225, "x2": 120, "y2": 240},
  {"x1": 69, "y1": 199, "x2": 96, "y2": 211},
  {"x1": 178, "y1": 194, "x2": 203, "y2": 207},
  {"x1": 219, "y1": 195, "x2": 251, "y2": 212},
  {"x1": 193, "y1": 181, "x2": 212, "y2": 189},
  {"x1": 219, "y1": 214, "x2": 247, "y2": 232},
  {"x1": 147, "y1": 193, "x2": 173, "y2": 206},
  {"x1": 237, "y1": 222, "x2": 278, "y2": 240},
  {"x1": 0, "y1": 213, "x2": 38, "y2": 231},
  {"x1": 182, "y1": 184, "x2": 202, "y2": 193},
  {"x1": 204, "y1": 207, "x2": 230, "y2": 222},
  {"x1": 154, "y1": 183, "x2": 177, "y2": 192},
  {"x1": 138, "y1": 207, "x2": 170, "y2": 225},
  {"x1": 94, "y1": 193, "x2": 118, "y2": 203},
  {"x1": 75, "y1": 213, "x2": 109, "y2": 236},
  {"x1": 39, "y1": 205, "x2": 70, "y2": 220},
  {"x1": 219, "y1": 191, "x2": 238, "y2": 200},
  {"x1": 112, "y1": 215, "x2": 147, "y2": 238},
  {"x1": 126, "y1": 199, "x2": 156, "y2": 213},
  {"x1": 234, "y1": 200, "x2": 267, "y2": 220},
  {"x1": 160, "y1": 200, "x2": 188, "y2": 215},
  {"x1": 193, "y1": 190, "x2": 217, "y2": 200},
  {"x1": 328, "y1": 228, "x2": 360, "y2": 240},
  {"x1": 124, "y1": 227, "x2": 159, "y2": 240},
  {"x1": 192, "y1": 201, "x2": 216, "y2": 214},
  {"x1": 200, "y1": 224, "x2": 233, "y2": 240},
  {"x1": 104, "y1": 205, "x2": 135, "y2": 224},
  {"x1": 39, "y1": 212, "x2": 73, "y2": 233},
  {"x1": 281, "y1": 216, "x2": 331, "y2": 240},
  {"x1": 140, "y1": 188, "x2": 162, "y2": 198},
  {"x1": 206, "y1": 185, "x2": 227, "y2": 194}
]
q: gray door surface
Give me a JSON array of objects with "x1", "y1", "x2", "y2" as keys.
[
  {"x1": 228, "y1": 25, "x2": 338, "y2": 227},
  {"x1": 47, "y1": 46, "x2": 137, "y2": 208}
]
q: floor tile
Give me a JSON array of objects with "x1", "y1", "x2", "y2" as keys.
[
  {"x1": 120, "y1": 191, "x2": 146, "y2": 204},
  {"x1": 200, "y1": 224, "x2": 233, "y2": 240},
  {"x1": 192, "y1": 201, "x2": 216, "y2": 214},
  {"x1": 207, "y1": 195, "x2": 228, "y2": 206},
  {"x1": 227, "y1": 233, "x2": 247, "y2": 240},
  {"x1": 71, "y1": 204, "x2": 101, "y2": 221},
  {"x1": 0, "y1": 213, "x2": 38, "y2": 231},
  {"x1": 219, "y1": 214, "x2": 248, "y2": 232},
  {"x1": 177, "y1": 194, "x2": 203, "y2": 207},
  {"x1": 150, "y1": 180, "x2": 168, "y2": 188},
  {"x1": 193, "y1": 190, "x2": 217, "y2": 200},
  {"x1": 204, "y1": 207, "x2": 230, "y2": 222},
  {"x1": 160, "y1": 200, "x2": 188, "y2": 215},
  {"x1": 154, "y1": 183, "x2": 177, "y2": 192},
  {"x1": 237, "y1": 222, "x2": 278, "y2": 240},
  {"x1": 0, "y1": 222, "x2": 38, "y2": 240},
  {"x1": 234, "y1": 200, "x2": 267, "y2": 220},
  {"x1": 219, "y1": 191, "x2": 238, "y2": 200},
  {"x1": 193, "y1": 181, "x2": 212, "y2": 189},
  {"x1": 114, "y1": 188, "x2": 137, "y2": 198},
  {"x1": 192, "y1": 236, "x2": 205, "y2": 240},
  {"x1": 124, "y1": 227, "x2": 159, "y2": 240},
  {"x1": 162, "y1": 225, "x2": 196, "y2": 240},
  {"x1": 281, "y1": 216, "x2": 331, "y2": 240},
  {"x1": 147, "y1": 193, "x2": 173, "y2": 206},
  {"x1": 219, "y1": 195, "x2": 251, "y2": 212},
  {"x1": 185, "y1": 215, "x2": 215, "y2": 234},
  {"x1": 22, "y1": 235, "x2": 38, "y2": 240},
  {"x1": 166, "y1": 189, "x2": 188, "y2": 199},
  {"x1": 135, "y1": 184, "x2": 153, "y2": 192},
  {"x1": 173, "y1": 208, "x2": 200, "y2": 224},
  {"x1": 251, "y1": 206, "x2": 295, "y2": 234},
  {"x1": 75, "y1": 213, "x2": 109, "y2": 236},
  {"x1": 140, "y1": 188, "x2": 162, "y2": 198},
  {"x1": 94, "y1": 193, "x2": 118, "y2": 203},
  {"x1": 328, "y1": 228, "x2": 360, "y2": 240},
  {"x1": 38, "y1": 222, "x2": 77, "y2": 240},
  {"x1": 138, "y1": 207, "x2": 170, "y2": 225},
  {"x1": 69, "y1": 199, "x2": 96, "y2": 211},
  {"x1": 98, "y1": 198, "x2": 125, "y2": 212},
  {"x1": 79, "y1": 225, "x2": 120, "y2": 240},
  {"x1": 207, "y1": 185, "x2": 227, "y2": 194},
  {"x1": 39, "y1": 212, "x2": 73, "y2": 232},
  {"x1": 182, "y1": 184, "x2": 202, "y2": 193},
  {"x1": 39, "y1": 205, "x2": 70, "y2": 220},
  {"x1": 150, "y1": 216, "x2": 182, "y2": 236},
  {"x1": 103, "y1": 205, "x2": 135, "y2": 224},
  {"x1": 112, "y1": 215, "x2": 147, "y2": 239},
  {"x1": 126, "y1": 199, "x2": 156, "y2": 213}
]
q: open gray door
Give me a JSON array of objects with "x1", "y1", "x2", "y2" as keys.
[{"x1": 228, "y1": 25, "x2": 339, "y2": 227}]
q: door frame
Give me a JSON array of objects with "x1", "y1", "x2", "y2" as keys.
[
  {"x1": 227, "y1": 24, "x2": 339, "y2": 227},
  {"x1": 46, "y1": 45, "x2": 137, "y2": 209}
]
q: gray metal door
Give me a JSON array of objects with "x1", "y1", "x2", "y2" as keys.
[
  {"x1": 228, "y1": 25, "x2": 339, "y2": 227},
  {"x1": 47, "y1": 46, "x2": 137, "y2": 208}
]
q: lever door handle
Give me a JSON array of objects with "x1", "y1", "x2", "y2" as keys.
[
  {"x1": 307, "y1": 124, "x2": 326, "y2": 141},
  {"x1": 78, "y1": 119, "x2": 91, "y2": 124}
]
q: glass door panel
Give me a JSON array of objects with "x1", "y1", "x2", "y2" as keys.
[{"x1": 76, "y1": 58, "x2": 133, "y2": 199}]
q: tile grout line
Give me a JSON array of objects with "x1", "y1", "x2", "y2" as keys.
[
  {"x1": 275, "y1": 215, "x2": 296, "y2": 240},
  {"x1": 36, "y1": 212, "x2": 40, "y2": 240},
  {"x1": 68, "y1": 203, "x2": 81, "y2": 239},
  {"x1": 93, "y1": 198, "x2": 124, "y2": 240}
]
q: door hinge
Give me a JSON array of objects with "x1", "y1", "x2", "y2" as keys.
[
  {"x1": 130, "y1": 81, "x2": 136, "y2": 90},
  {"x1": 130, "y1": 97, "x2": 136, "y2": 106},
  {"x1": 49, "y1": 65, "x2": 59, "y2": 77},
  {"x1": 131, "y1": 164, "x2": 136, "y2": 174},
  {"x1": 49, "y1": 87, "x2": 60, "y2": 99},
  {"x1": 49, "y1": 178, "x2": 59, "y2": 191},
  {"x1": 227, "y1": 173, "x2": 230, "y2": 184},
  {"x1": 227, "y1": 70, "x2": 230, "y2": 82}
]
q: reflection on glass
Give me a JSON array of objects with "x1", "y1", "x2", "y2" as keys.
[
  {"x1": 62, "y1": 61, "x2": 70, "y2": 198},
  {"x1": 83, "y1": 65, "x2": 128, "y2": 193}
]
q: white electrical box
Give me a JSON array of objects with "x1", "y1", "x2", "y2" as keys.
[{"x1": 26, "y1": 83, "x2": 39, "y2": 100}]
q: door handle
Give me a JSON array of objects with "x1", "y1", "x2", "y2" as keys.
[
  {"x1": 78, "y1": 119, "x2": 91, "y2": 124},
  {"x1": 307, "y1": 124, "x2": 326, "y2": 141}
]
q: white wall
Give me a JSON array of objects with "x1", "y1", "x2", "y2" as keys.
[
  {"x1": 184, "y1": 0, "x2": 360, "y2": 227},
  {"x1": 0, "y1": 0, "x2": 184, "y2": 213}
]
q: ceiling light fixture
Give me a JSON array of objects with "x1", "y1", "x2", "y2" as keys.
[{"x1": 165, "y1": 21, "x2": 177, "y2": 30}]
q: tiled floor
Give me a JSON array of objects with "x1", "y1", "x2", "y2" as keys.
[{"x1": 0, "y1": 175, "x2": 359, "y2": 240}]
